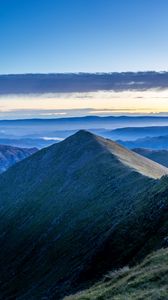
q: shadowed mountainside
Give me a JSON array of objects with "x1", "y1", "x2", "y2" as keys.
[
  {"x1": 0, "y1": 131, "x2": 168, "y2": 299},
  {"x1": 0, "y1": 144, "x2": 37, "y2": 173}
]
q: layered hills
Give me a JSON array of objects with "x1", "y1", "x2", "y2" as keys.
[
  {"x1": 0, "y1": 144, "x2": 37, "y2": 173},
  {"x1": 133, "y1": 148, "x2": 168, "y2": 168},
  {"x1": 119, "y1": 135, "x2": 168, "y2": 150},
  {"x1": 108, "y1": 126, "x2": 168, "y2": 141},
  {"x1": 0, "y1": 131, "x2": 168, "y2": 299}
]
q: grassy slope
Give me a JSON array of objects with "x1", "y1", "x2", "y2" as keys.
[
  {"x1": 0, "y1": 132, "x2": 152, "y2": 299},
  {"x1": 97, "y1": 137, "x2": 168, "y2": 179},
  {"x1": 0, "y1": 131, "x2": 168, "y2": 299},
  {"x1": 65, "y1": 247, "x2": 168, "y2": 300}
]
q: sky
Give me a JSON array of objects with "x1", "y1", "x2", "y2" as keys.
[
  {"x1": 1, "y1": 90, "x2": 168, "y2": 119},
  {"x1": 1, "y1": 0, "x2": 168, "y2": 118},
  {"x1": 1, "y1": 0, "x2": 168, "y2": 74}
]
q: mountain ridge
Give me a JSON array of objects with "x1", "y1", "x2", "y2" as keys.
[
  {"x1": 89, "y1": 132, "x2": 168, "y2": 179},
  {"x1": 0, "y1": 131, "x2": 168, "y2": 299},
  {"x1": 0, "y1": 144, "x2": 37, "y2": 173}
]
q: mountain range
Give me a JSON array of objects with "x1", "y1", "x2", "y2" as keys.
[
  {"x1": 0, "y1": 131, "x2": 168, "y2": 299},
  {"x1": 0, "y1": 144, "x2": 37, "y2": 173},
  {"x1": 106, "y1": 126, "x2": 168, "y2": 141},
  {"x1": 0, "y1": 137, "x2": 56, "y2": 149},
  {"x1": 120, "y1": 135, "x2": 168, "y2": 150},
  {"x1": 1, "y1": 116, "x2": 168, "y2": 133},
  {"x1": 1, "y1": 118, "x2": 168, "y2": 151},
  {"x1": 133, "y1": 148, "x2": 168, "y2": 168}
]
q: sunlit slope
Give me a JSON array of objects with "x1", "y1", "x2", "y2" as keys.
[{"x1": 96, "y1": 135, "x2": 168, "y2": 179}]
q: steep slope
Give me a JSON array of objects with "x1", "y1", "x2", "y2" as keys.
[
  {"x1": 0, "y1": 144, "x2": 37, "y2": 173},
  {"x1": 65, "y1": 247, "x2": 168, "y2": 300},
  {"x1": 95, "y1": 136, "x2": 168, "y2": 179},
  {"x1": 133, "y1": 148, "x2": 168, "y2": 168},
  {"x1": 0, "y1": 131, "x2": 168, "y2": 299}
]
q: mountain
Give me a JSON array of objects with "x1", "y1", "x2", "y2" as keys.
[
  {"x1": 0, "y1": 131, "x2": 168, "y2": 299},
  {"x1": 1, "y1": 72, "x2": 168, "y2": 94},
  {"x1": 0, "y1": 137, "x2": 57, "y2": 149},
  {"x1": 86, "y1": 135, "x2": 168, "y2": 179},
  {"x1": 106, "y1": 126, "x2": 168, "y2": 141},
  {"x1": 133, "y1": 148, "x2": 168, "y2": 167},
  {"x1": 0, "y1": 144, "x2": 37, "y2": 173},
  {"x1": 2, "y1": 118, "x2": 168, "y2": 144},
  {"x1": 65, "y1": 247, "x2": 168, "y2": 300},
  {"x1": 119, "y1": 135, "x2": 168, "y2": 149},
  {"x1": 2, "y1": 116, "x2": 168, "y2": 137}
]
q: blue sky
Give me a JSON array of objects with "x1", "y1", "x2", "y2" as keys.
[{"x1": 1, "y1": 0, "x2": 168, "y2": 74}]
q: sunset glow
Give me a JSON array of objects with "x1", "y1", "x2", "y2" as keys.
[{"x1": 1, "y1": 89, "x2": 168, "y2": 118}]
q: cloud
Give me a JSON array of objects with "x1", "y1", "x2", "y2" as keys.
[{"x1": 0, "y1": 89, "x2": 168, "y2": 118}]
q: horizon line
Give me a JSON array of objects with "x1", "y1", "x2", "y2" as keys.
[
  {"x1": 0, "y1": 70, "x2": 168, "y2": 76},
  {"x1": 1, "y1": 115, "x2": 168, "y2": 122}
]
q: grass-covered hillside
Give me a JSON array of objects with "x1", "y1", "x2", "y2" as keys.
[
  {"x1": 0, "y1": 131, "x2": 168, "y2": 299},
  {"x1": 65, "y1": 247, "x2": 168, "y2": 300}
]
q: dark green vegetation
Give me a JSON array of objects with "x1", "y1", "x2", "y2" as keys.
[
  {"x1": 65, "y1": 247, "x2": 168, "y2": 300},
  {"x1": 0, "y1": 131, "x2": 168, "y2": 299},
  {"x1": 0, "y1": 144, "x2": 37, "y2": 173},
  {"x1": 134, "y1": 148, "x2": 168, "y2": 168}
]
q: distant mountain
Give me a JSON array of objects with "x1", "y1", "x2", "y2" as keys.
[
  {"x1": 119, "y1": 135, "x2": 168, "y2": 149},
  {"x1": 65, "y1": 247, "x2": 168, "y2": 300},
  {"x1": 0, "y1": 144, "x2": 37, "y2": 173},
  {"x1": 1, "y1": 72, "x2": 168, "y2": 94},
  {"x1": 0, "y1": 131, "x2": 168, "y2": 299},
  {"x1": 133, "y1": 148, "x2": 168, "y2": 167},
  {"x1": 107, "y1": 126, "x2": 168, "y2": 141},
  {"x1": 0, "y1": 137, "x2": 58, "y2": 149},
  {"x1": 2, "y1": 116, "x2": 168, "y2": 140}
]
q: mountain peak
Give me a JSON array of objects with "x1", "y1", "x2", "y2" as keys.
[
  {"x1": 0, "y1": 130, "x2": 168, "y2": 299},
  {"x1": 74, "y1": 129, "x2": 93, "y2": 137},
  {"x1": 61, "y1": 129, "x2": 97, "y2": 145}
]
